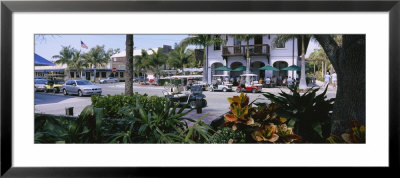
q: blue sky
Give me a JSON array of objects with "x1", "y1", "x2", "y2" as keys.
[{"x1": 35, "y1": 34, "x2": 190, "y2": 61}]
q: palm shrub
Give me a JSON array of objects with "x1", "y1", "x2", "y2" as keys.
[
  {"x1": 262, "y1": 84, "x2": 335, "y2": 143},
  {"x1": 35, "y1": 105, "x2": 105, "y2": 143},
  {"x1": 114, "y1": 98, "x2": 193, "y2": 143}
]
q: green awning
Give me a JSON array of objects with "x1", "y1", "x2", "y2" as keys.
[
  {"x1": 258, "y1": 65, "x2": 280, "y2": 71},
  {"x1": 215, "y1": 66, "x2": 232, "y2": 71},
  {"x1": 281, "y1": 65, "x2": 301, "y2": 71}
]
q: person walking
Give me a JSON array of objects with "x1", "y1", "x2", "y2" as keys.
[
  {"x1": 324, "y1": 72, "x2": 331, "y2": 87},
  {"x1": 287, "y1": 76, "x2": 293, "y2": 88},
  {"x1": 312, "y1": 74, "x2": 317, "y2": 85},
  {"x1": 331, "y1": 72, "x2": 337, "y2": 88}
]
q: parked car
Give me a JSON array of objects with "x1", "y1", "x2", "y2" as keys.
[
  {"x1": 133, "y1": 76, "x2": 149, "y2": 83},
  {"x1": 44, "y1": 80, "x2": 64, "y2": 93},
  {"x1": 99, "y1": 77, "x2": 118, "y2": 84},
  {"x1": 61, "y1": 80, "x2": 102, "y2": 97},
  {"x1": 34, "y1": 79, "x2": 47, "y2": 92}
]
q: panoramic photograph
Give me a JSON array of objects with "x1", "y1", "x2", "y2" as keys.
[{"x1": 34, "y1": 34, "x2": 365, "y2": 144}]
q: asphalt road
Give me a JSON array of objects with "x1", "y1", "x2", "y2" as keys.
[{"x1": 34, "y1": 82, "x2": 337, "y2": 124}]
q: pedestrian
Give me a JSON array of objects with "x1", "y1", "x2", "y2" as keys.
[
  {"x1": 287, "y1": 76, "x2": 293, "y2": 88},
  {"x1": 331, "y1": 72, "x2": 337, "y2": 88},
  {"x1": 312, "y1": 74, "x2": 316, "y2": 85},
  {"x1": 324, "y1": 72, "x2": 331, "y2": 87}
]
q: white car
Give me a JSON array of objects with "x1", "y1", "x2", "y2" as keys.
[
  {"x1": 99, "y1": 77, "x2": 119, "y2": 84},
  {"x1": 34, "y1": 79, "x2": 47, "y2": 92},
  {"x1": 61, "y1": 80, "x2": 102, "y2": 97}
]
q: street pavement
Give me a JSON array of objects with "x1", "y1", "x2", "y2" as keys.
[{"x1": 34, "y1": 82, "x2": 337, "y2": 125}]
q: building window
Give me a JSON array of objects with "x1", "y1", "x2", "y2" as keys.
[
  {"x1": 275, "y1": 41, "x2": 285, "y2": 48},
  {"x1": 234, "y1": 38, "x2": 241, "y2": 46},
  {"x1": 96, "y1": 72, "x2": 99, "y2": 78},
  {"x1": 101, "y1": 72, "x2": 106, "y2": 78},
  {"x1": 120, "y1": 72, "x2": 124, "y2": 78},
  {"x1": 70, "y1": 72, "x2": 75, "y2": 78}
]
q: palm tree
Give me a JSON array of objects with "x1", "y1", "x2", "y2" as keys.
[
  {"x1": 125, "y1": 34, "x2": 134, "y2": 96},
  {"x1": 308, "y1": 48, "x2": 331, "y2": 79},
  {"x1": 67, "y1": 51, "x2": 87, "y2": 80},
  {"x1": 52, "y1": 46, "x2": 76, "y2": 79},
  {"x1": 230, "y1": 35, "x2": 257, "y2": 84},
  {"x1": 148, "y1": 48, "x2": 167, "y2": 79},
  {"x1": 84, "y1": 45, "x2": 112, "y2": 68},
  {"x1": 274, "y1": 35, "x2": 311, "y2": 90},
  {"x1": 134, "y1": 49, "x2": 150, "y2": 78},
  {"x1": 180, "y1": 35, "x2": 223, "y2": 83},
  {"x1": 52, "y1": 46, "x2": 75, "y2": 65},
  {"x1": 167, "y1": 45, "x2": 193, "y2": 74}
]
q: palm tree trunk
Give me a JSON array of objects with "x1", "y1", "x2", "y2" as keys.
[
  {"x1": 202, "y1": 46, "x2": 208, "y2": 83},
  {"x1": 125, "y1": 34, "x2": 134, "y2": 96},
  {"x1": 245, "y1": 40, "x2": 251, "y2": 85},
  {"x1": 299, "y1": 35, "x2": 308, "y2": 89}
]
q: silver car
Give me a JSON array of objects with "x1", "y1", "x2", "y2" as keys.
[
  {"x1": 99, "y1": 77, "x2": 119, "y2": 84},
  {"x1": 61, "y1": 80, "x2": 102, "y2": 97},
  {"x1": 34, "y1": 79, "x2": 47, "y2": 92}
]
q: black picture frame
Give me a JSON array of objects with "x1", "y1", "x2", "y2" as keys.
[{"x1": 1, "y1": 0, "x2": 399, "y2": 177}]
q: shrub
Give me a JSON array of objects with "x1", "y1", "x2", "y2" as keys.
[
  {"x1": 262, "y1": 84, "x2": 334, "y2": 143},
  {"x1": 208, "y1": 127, "x2": 246, "y2": 144},
  {"x1": 220, "y1": 93, "x2": 302, "y2": 143}
]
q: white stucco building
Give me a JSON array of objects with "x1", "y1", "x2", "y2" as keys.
[{"x1": 205, "y1": 34, "x2": 299, "y2": 83}]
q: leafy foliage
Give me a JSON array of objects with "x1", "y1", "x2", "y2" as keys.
[
  {"x1": 327, "y1": 120, "x2": 365, "y2": 143},
  {"x1": 208, "y1": 127, "x2": 246, "y2": 144},
  {"x1": 262, "y1": 84, "x2": 335, "y2": 143},
  {"x1": 221, "y1": 93, "x2": 302, "y2": 143}
]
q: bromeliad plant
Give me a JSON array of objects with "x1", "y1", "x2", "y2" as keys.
[
  {"x1": 222, "y1": 93, "x2": 302, "y2": 143},
  {"x1": 262, "y1": 84, "x2": 335, "y2": 143}
]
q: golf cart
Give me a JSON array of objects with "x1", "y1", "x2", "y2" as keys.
[
  {"x1": 44, "y1": 80, "x2": 64, "y2": 93},
  {"x1": 236, "y1": 74, "x2": 263, "y2": 93},
  {"x1": 209, "y1": 74, "x2": 233, "y2": 92},
  {"x1": 162, "y1": 84, "x2": 207, "y2": 109}
]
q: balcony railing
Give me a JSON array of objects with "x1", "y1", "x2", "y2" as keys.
[{"x1": 222, "y1": 44, "x2": 270, "y2": 57}]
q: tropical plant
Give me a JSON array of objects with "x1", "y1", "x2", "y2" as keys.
[
  {"x1": 134, "y1": 49, "x2": 150, "y2": 78},
  {"x1": 67, "y1": 51, "x2": 87, "y2": 79},
  {"x1": 181, "y1": 35, "x2": 223, "y2": 83},
  {"x1": 274, "y1": 35, "x2": 312, "y2": 90},
  {"x1": 327, "y1": 120, "x2": 365, "y2": 143},
  {"x1": 262, "y1": 84, "x2": 335, "y2": 143},
  {"x1": 84, "y1": 45, "x2": 115, "y2": 69},
  {"x1": 35, "y1": 105, "x2": 105, "y2": 143},
  {"x1": 208, "y1": 127, "x2": 246, "y2": 144},
  {"x1": 52, "y1": 45, "x2": 75, "y2": 65},
  {"x1": 179, "y1": 115, "x2": 214, "y2": 143},
  {"x1": 221, "y1": 93, "x2": 302, "y2": 143},
  {"x1": 167, "y1": 44, "x2": 194, "y2": 74},
  {"x1": 52, "y1": 46, "x2": 76, "y2": 78},
  {"x1": 308, "y1": 48, "x2": 332, "y2": 78},
  {"x1": 147, "y1": 48, "x2": 167, "y2": 78}
]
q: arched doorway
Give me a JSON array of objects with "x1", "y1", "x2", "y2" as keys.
[
  {"x1": 273, "y1": 61, "x2": 289, "y2": 81},
  {"x1": 251, "y1": 61, "x2": 265, "y2": 80},
  {"x1": 211, "y1": 62, "x2": 224, "y2": 76},
  {"x1": 230, "y1": 62, "x2": 244, "y2": 80}
]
